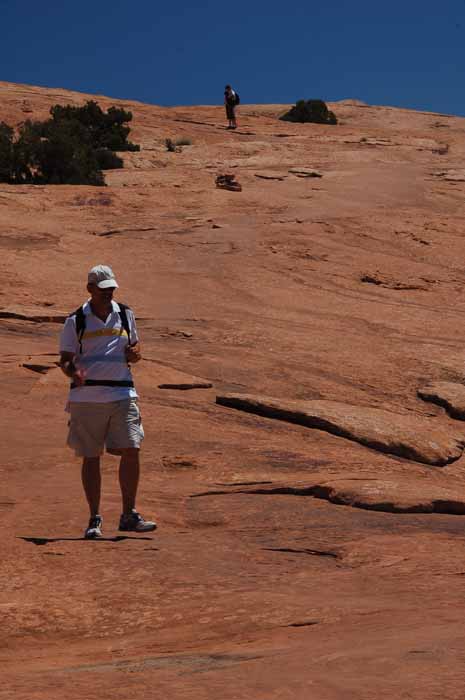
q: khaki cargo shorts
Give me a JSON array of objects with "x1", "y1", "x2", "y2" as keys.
[{"x1": 67, "y1": 399, "x2": 144, "y2": 457}]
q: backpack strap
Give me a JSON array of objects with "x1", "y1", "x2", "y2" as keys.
[
  {"x1": 118, "y1": 303, "x2": 132, "y2": 345},
  {"x1": 72, "y1": 305, "x2": 86, "y2": 354}
]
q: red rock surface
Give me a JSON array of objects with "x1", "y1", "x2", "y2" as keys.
[{"x1": 3, "y1": 81, "x2": 465, "y2": 698}]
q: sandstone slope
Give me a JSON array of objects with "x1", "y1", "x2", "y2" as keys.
[{"x1": 2, "y1": 81, "x2": 465, "y2": 699}]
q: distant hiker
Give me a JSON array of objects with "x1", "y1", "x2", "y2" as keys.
[
  {"x1": 59, "y1": 264, "x2": 156, "y2": 539},
  {"x1": 224, "y1": 84, "x2": 239, "y2": 129}
]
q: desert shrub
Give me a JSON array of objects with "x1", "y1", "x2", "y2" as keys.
[
  {"x1": 165, "y1": 138, "x2": 177, "y2": 152},
  {"x1": 0, "y1": 122, "x2": 14, "y2": 182},
  {"x1": 11, "y1": 120, "x2": 43, "y2": 183},
  {"x1": 0, "y1": 100, "x2": 139, "y2": 185},
  {"x1": 50, "y1": 101, "x2": 140, "y2": 151},
  {"x1": 19, "y1": 118, "x2": 104, "y2": 185},
  {"x1": 94, "y1": 148, "x2": 124, "y2": 170},
  {"x1": 280, "y1": 99, "x2": 337, "y2": 125}
]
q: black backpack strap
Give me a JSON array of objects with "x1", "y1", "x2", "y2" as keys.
[
  {"x1": 72, "y1": 306, "x2": 86, "y2": 354},
  {"x1": 118, "y1": 303, "x2": 132, "y2": 345}
]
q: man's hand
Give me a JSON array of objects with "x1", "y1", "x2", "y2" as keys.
[
  {"x1": 125, "y1": 343, "x2": 141, "y2": 364},
  {"x1": 60, "y1": 352, "x2": 86, "y2": 384},
  {"x1": 71, "y1": 367, "x2": 86, "y2": 386}
]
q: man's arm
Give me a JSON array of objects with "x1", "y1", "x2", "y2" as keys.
[
  {"x1": 125, "y1": 309, "x2": 141, "y2": 363},
  {"x1": 59, "y1": 351, "x2": 86, "y2": 385}
]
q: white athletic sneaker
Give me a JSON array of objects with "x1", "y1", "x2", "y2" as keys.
[
  {"x1": 118, "y1": 510, "x2": 157, "y2": 533},
  {"x1": 85, "y1": 515, "x2": 103, "y2": 539}
]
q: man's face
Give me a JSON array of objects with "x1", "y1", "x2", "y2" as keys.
[{"x1": 88, "y1": 283, "x2": 115, "y2": 304}]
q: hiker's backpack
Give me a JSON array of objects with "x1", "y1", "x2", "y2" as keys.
[
  {"x1": 234, "y1": 92, "x2": 240, "y2": 105},
  {"x1": 73, "y1": 303, "x2": 132, "y2": 354}
]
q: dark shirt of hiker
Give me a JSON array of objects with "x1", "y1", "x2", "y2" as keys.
[{"x1": 224, "y1": 85, "x2": 237, "y2": 129}]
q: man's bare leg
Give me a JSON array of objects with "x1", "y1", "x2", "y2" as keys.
[
  {"x1": 82, "y1": 457, "x2": 101, "y2": 517},
  {"x1": 119, "y1": 448, "x2": 140, "y2": 514}
]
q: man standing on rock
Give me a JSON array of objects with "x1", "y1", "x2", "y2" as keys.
[
  {"x1": 59, "y1": 264, "x2": 156, "y2": 539},
  {"x1": 224, "y1": 84, "x2": 239, "y2": 129}
]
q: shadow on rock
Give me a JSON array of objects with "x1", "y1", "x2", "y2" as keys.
[{"x1": 18, "y1": 536, "x2": 155, "y2": 545}]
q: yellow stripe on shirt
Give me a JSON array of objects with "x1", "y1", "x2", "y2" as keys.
[{"x1": 82, "y1": 328, "x2": 128, "y2": 340}]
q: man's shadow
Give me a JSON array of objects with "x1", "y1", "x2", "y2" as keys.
[{"x1": 18, "y1": 536, "x2": 156, "y2": 546}]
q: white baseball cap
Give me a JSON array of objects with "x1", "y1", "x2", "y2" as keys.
[{"x1": 88, "y1": 264, "x2": 119, "y2": 289}]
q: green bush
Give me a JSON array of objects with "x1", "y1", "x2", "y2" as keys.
[
  {"x1": 44, "y1": 121, "x2": 97, "y2": 184},
  {"x1": 280, "y1": 99, "x2": 337, "y2": 125},
  {"x1": 0, "y1": 101, "x2": 140, "y2": 185},
  {"x1": 50, "y1": 101, "x2": 140, "y2": 151},
  {"x1": 11, "y1": 120, "x2": 42, "y2": 183},
  {"x1": 14, "y1": 118, "x2": 104, "y2": 185},
  {"x1": 0, "y1": 122, "x2": 14, "y2": 183},
  {"x1": 94, "y1": 148, "x2": 124, "y2": 170}
]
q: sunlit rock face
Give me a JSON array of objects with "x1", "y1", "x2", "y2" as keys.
[{"x1": 3, "y1": 80, "x2": 465, "y2": 700}]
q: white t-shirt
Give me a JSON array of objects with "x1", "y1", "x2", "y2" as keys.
[{"x1": 60, "y1": 300, "x2": 139, "y2": 403}]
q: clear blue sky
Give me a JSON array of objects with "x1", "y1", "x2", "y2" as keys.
[{"x1": 3, "y1": 0, "x2": 465, "y2": 115}]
